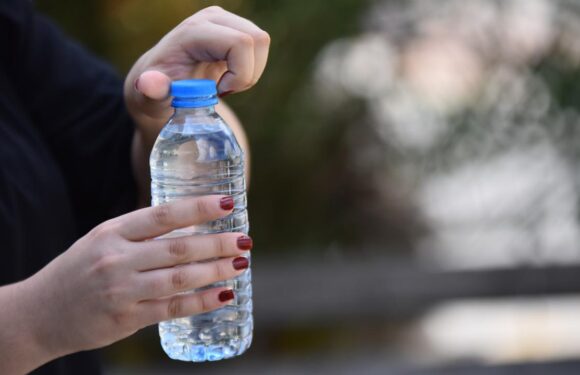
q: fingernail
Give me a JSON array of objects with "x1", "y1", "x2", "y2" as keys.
[
  {"x1": 220, "y1": 196, "x2": 234, "y2": 210},
  {"x1": 233, "y1": 256, "x2": 249, "y2": 270},
  {"x1": 218, "y1": 90, "x2": 233, "y2": 98},
  {"x1": 237, "y1": 235, "x2": 253, "y2": 250},
  {"x1": 134, "y1": 77, "x2": 140, "y2": 92},
  {"x1": 218, "y1": 289, "x2": 235, "y2": 302}
]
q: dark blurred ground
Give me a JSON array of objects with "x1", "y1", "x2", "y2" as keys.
[{"x1": 105, "y1": 359, "x2": 580, "y2": 375}]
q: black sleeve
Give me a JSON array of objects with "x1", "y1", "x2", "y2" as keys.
[{"x1": 2, "y1": 0, "x2": 137, "y2": 234}]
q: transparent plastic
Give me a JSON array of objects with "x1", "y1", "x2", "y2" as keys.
[{"x1": 150, "y1": 104, "x2": 252, "y2": 362}]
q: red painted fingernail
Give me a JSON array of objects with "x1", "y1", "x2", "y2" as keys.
[
  {"x1": 218, "y1": 289, "x2": 235, "y2": 302},
  {"x1": 237, "y1": 235, "x2": 253, "y2": 250},
  {"x1": 220, "y1": 196, "x2": 234, "y2": 210},
  {"x1": 233, "y1": 256, "x2": 249, "y2": 270},
  {"x1": 218, "y1": 90, "x2": 233, "y2": 98},
  {"x1": 134, "y1": 77, "x2": 140, "y2": 92}
]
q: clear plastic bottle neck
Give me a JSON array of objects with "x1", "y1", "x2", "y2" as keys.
[{"x1": 173, "y1": 105, "x2": 216, "y2": 116}]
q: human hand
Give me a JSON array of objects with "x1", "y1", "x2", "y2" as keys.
[
  {"x1": 123, "y1": 6, "x2": 270, "y2": 129},
  {"x1": 23, "y1": 195, "x2": 252, "y2": 359}
]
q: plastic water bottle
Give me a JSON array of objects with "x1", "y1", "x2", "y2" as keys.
[{"x1": 150, "y1": 79, "x2": 252, "y2": 361}]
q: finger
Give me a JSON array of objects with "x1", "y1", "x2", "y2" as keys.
[
  {"x1": 206, "y1": 12, "x2": 270, "y2": 87},
  {"x1": 136, "y1": 70, "x2": 172, "y2": 100},
  {"x1": 130, "y1": 233, "x2": 252, "y2": 271},
  {"x1": 251, "y1": 34, "x2": 269, "y2": 87},
  {"x1": 137, "y1": 287, "x2": 235, "y2": 326},
  {"x1": 177, "y1": 22, "x2": 255, "y2": 95},
  {"x1": 134, "y1": 256, "x2": 249, "y2": 300},
  {"x1": 187, "y1": 61, "x2": 228, "y2": 82},
  {"x1": 117, "y1": 195, "x2": 234, "y2": 241},
  {"x1": 132, "y1": 70, "x2": 173, "y2": 120},
  {"x1": 201, "y1": 61, "x2": 228, "y2": 83}
]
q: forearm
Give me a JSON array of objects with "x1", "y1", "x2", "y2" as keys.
[
  {"x1": 131, "y1": 129, "x2": 155, "y2": 208},
  {"x1": 216, "y1": 101, "x2": 251, "y2": 183},
  {"x1": 126, "y1": 61, "x2": 165, "y2": 208},
  {"x1": 0, "y1": 278, "x2": 59, "y2": 374}
]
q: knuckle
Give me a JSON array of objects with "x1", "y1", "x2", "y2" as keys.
[
  {"x1": 237, "y1": 33, "x2": 255, "y2": 48},
  {"x1": 182, "y1": 16, "x2": 202, "y2": 28},
  {"x1": 171, "y1": 267, "x2": 188, "y2": 290},
  {"x1": 149, "y1": 277, "x2": 166, "y2": 296},
  {"x1": 255, "y1": 31, "x2": 271, "y2": 45},
  {"x1": 167, "y1": 296, "x2": 184, "y2": 318},
  {"x1": 102, "y1": 287, "x2": 125, "y2": 306},
  {"x1": 104, "y1": 293, "x2": 133, "y2": 326},
  {"x1": 110, "y1": 309, "x2": 132, "y2": 327},
  {"x1": 168, "y1": 238, "x2": 188, "y2": 260},
  {"x1": 204, "y1": 5, "x2": 224, "y2": 14},
  {"x1": 88, "y1": 220, "x2": 118, "y2": 240},
  {"x1": 213, "y1": 262, "x2": 226, "y2": 281},
  {"x1": 151, "y1": 204, "x2": 172, "y2": 227},
  {"x1": 196, "y1": 5, "x2": 224, "y2": 19},
  {"x1": 198, "y1": 295, "x2": 209, "y2": 313},
  {"x1": 214, "y1": 236, "x2": 227, "y2": 257},
  {"x1": 195, "y1": 198, "x2": 209, "y2": 217},
  {"x1": 93, "y1": 253, "x2": 120, "y2": 276}
]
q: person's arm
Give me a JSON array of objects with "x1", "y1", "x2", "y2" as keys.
[
  {"x1": 217, "y1": 102, "x2": 251, "y2": 184},
  {"x1": 0, "y1": 196, "x2": 252, "y2": 375},
  {"x1": 0, "y1": 280, "x2": 56, "y2": 374},
  {"x1": 0, "y1": 3, "x2": 267, "y2": 373},
  {"x1": 124, "y1": 6, "x2": 269, "y2": 205},
  {"x1": 11, "y1": 0, "x2": 139, "y2": 234}
]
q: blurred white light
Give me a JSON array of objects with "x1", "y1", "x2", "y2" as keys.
[
  {"x1": 418, "y1": 145, "x2": 580, "y2": 269},
  {"x1": 338, "y1": 34, "x2": 396, "y2": 99},
  {"x1": 400, "y1": 36, "x2": 484, "y2": 113},
  {"x1": 418, "y1": 297, "x2": 580, "y2": 364},
  {"x1": 311, "y1": 0, "x2": 580, "y2": 271},
  {"x1": 500, "y1": 0, "x2": 555, "y2": 64},
  {"x1": 371, "y1": 88, "x2": 448, "y2": 151},
  {"x1": 313, "y1": 34, "x2": 396, "y2": 104}
]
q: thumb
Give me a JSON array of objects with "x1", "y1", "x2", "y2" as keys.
[{"x1": 135, "y1": 70, "x2": 172, "y2": 100}]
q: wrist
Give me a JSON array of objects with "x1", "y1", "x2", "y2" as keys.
[
  {"x1": 23, "y1": 272, "x2": 75, "y2": 359},
  {"x1": 0, "y1": 277, "x2": 63, "y2": 374}
]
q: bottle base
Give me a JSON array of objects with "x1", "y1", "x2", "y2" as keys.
[{"x1": 160, "y1": 336, "x2": 253, "y2": 362}]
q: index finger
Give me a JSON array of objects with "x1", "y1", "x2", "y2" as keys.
[
  {"x1": 206, "y1": 10, "x2": 270, "y2": 87},
  {"x1": 117, "y1": 195, "x2": 234, "y2": 241},
  {"x1": 175, "y1": 22, "x2": 255, "y2": 94}
]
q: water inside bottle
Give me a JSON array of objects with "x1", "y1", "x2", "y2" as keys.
[{"x1": 151, "y1": 123, "x2": 252, "y2": 361}]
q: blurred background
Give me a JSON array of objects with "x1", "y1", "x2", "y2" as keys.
[{"x1": 38, "y1": 0, "x2": 580, "y2": 373}]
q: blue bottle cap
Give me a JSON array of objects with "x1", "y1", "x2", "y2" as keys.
[{"x1": 170, "y1": 79, "x2": 219, "y2": 108}]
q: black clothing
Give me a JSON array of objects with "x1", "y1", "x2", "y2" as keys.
[{"x1": 0, "y1": 1, "x2": 137, "y2": 373}]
